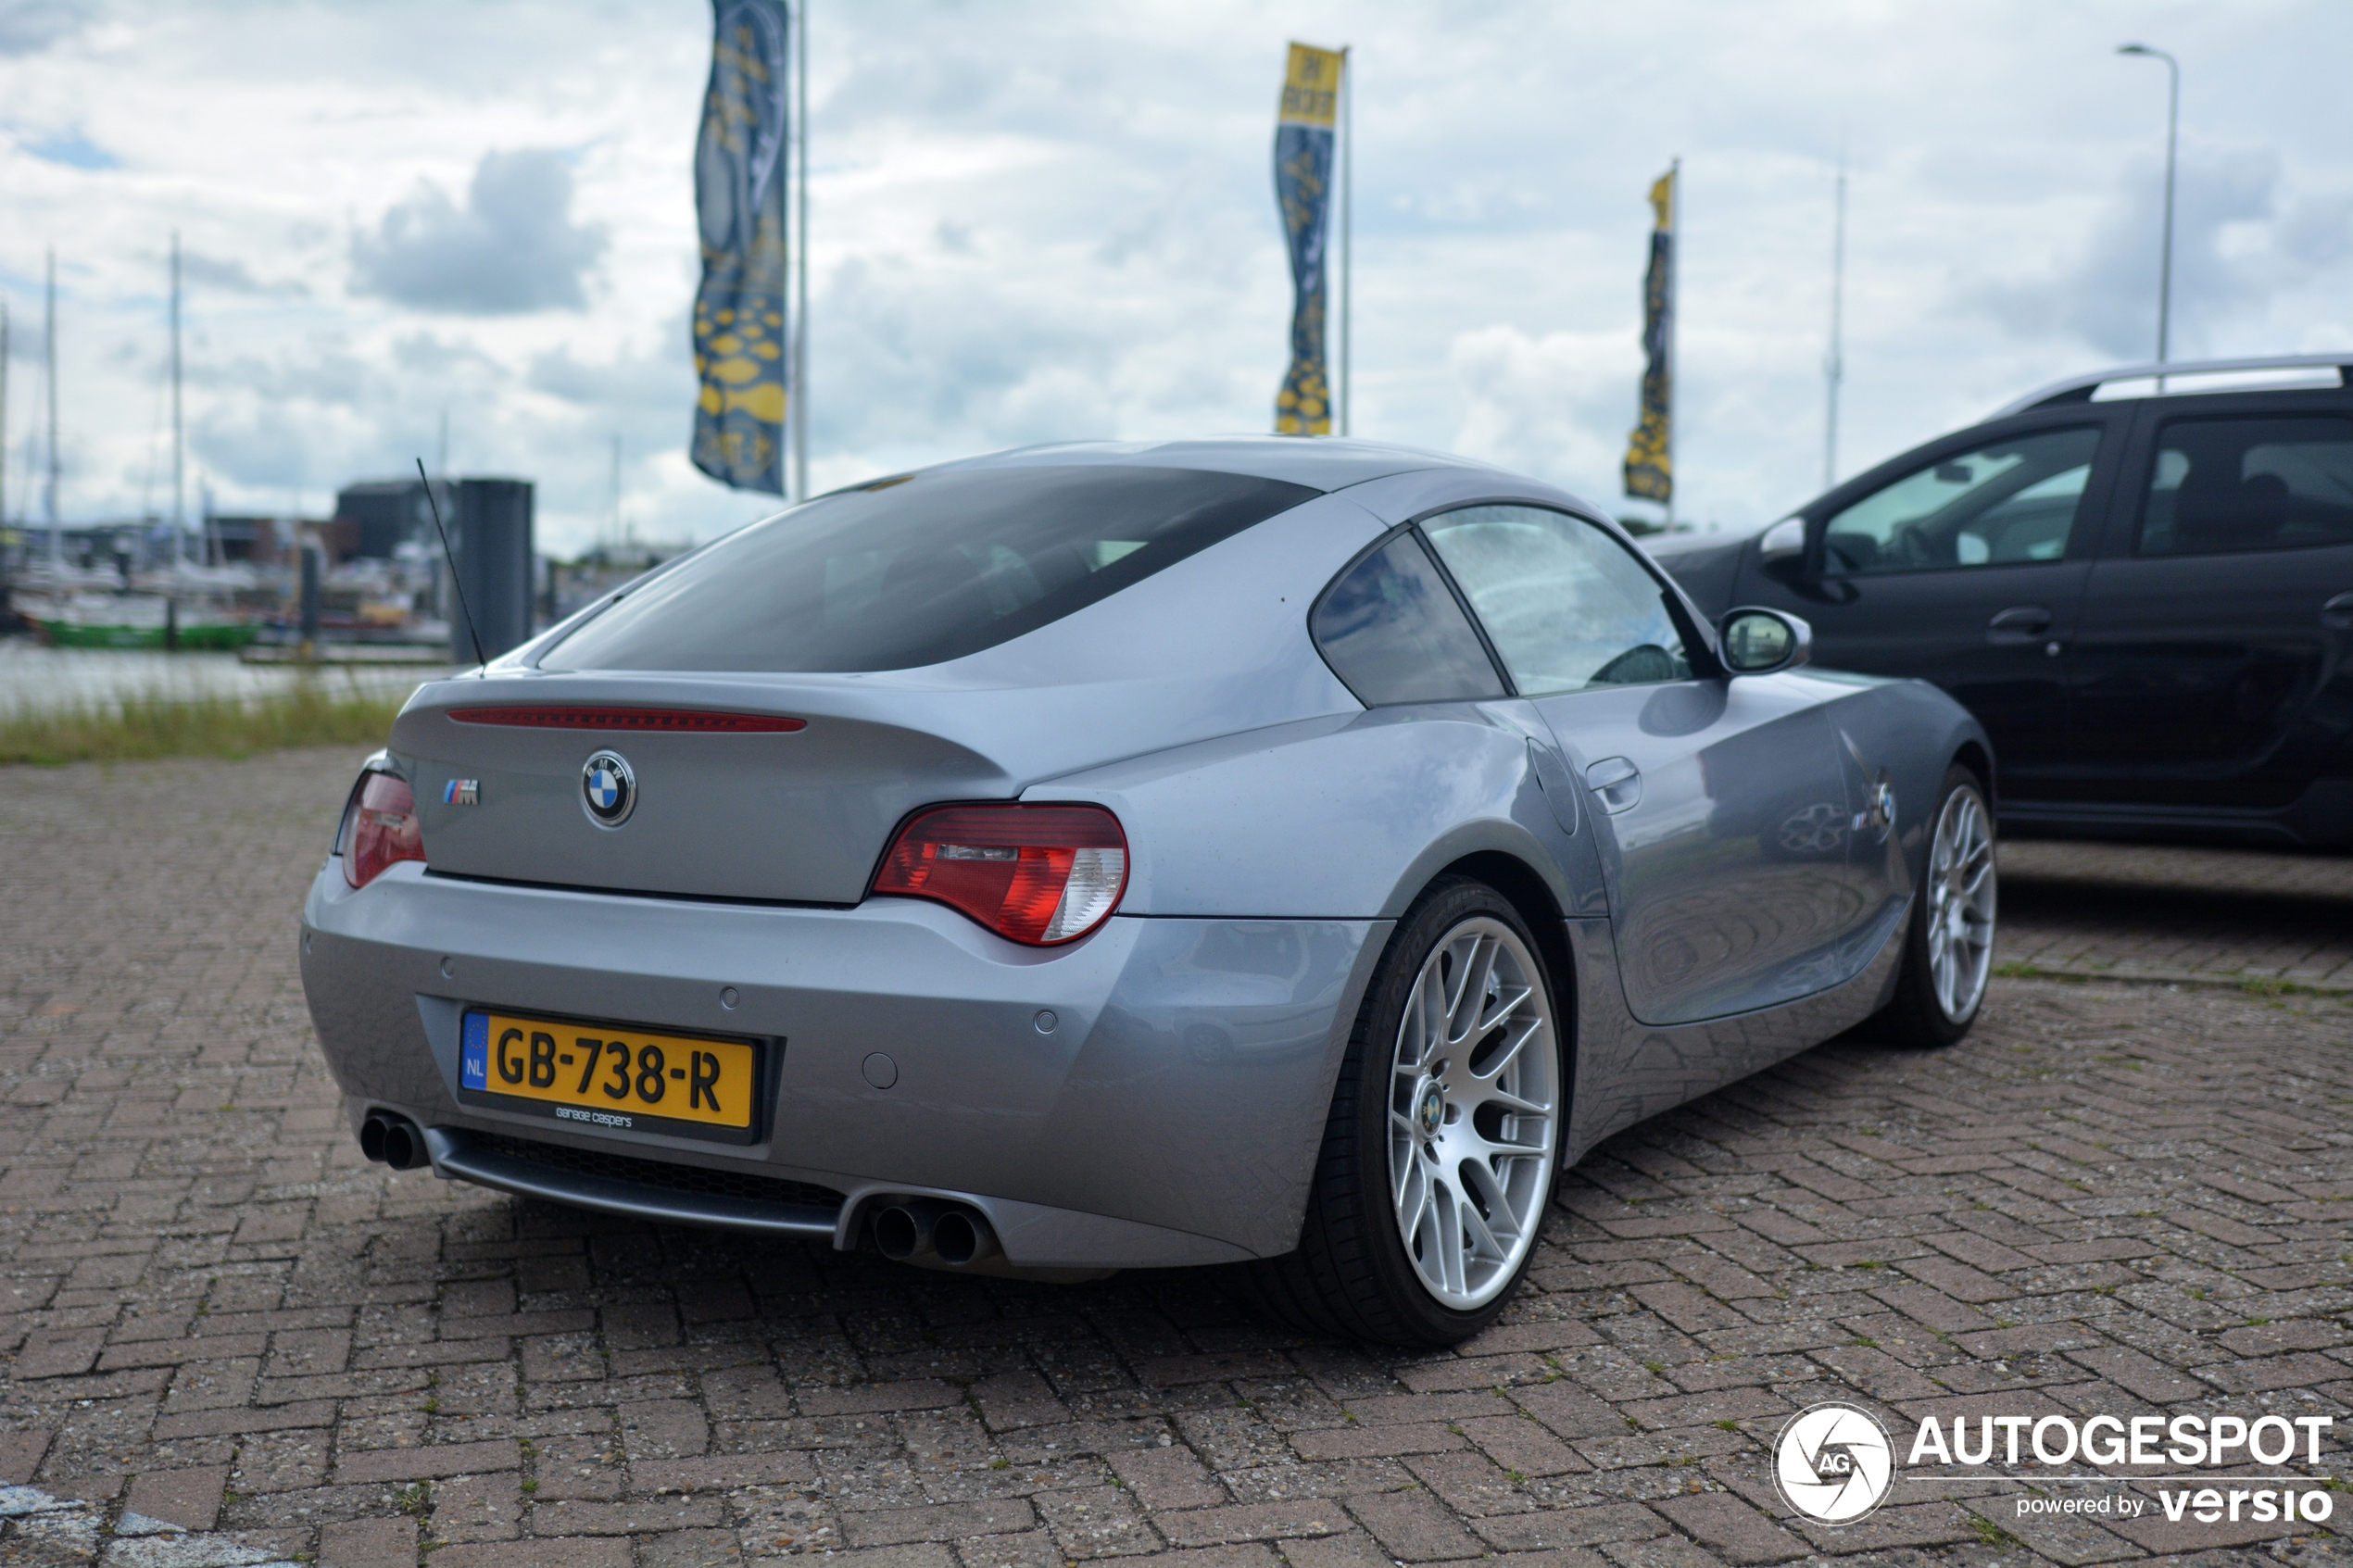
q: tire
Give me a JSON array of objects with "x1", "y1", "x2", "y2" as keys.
[
  {"x1": 1876, "y1": 763, "x2": 1997, "y2": 1048},
  {"x1": 1240, "y1": 877, "x2": 1565, "y2": 1346}
]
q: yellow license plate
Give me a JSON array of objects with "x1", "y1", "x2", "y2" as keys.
[{"x1": 460, "y1": 1010, "x2": 758, "y2": 1133}]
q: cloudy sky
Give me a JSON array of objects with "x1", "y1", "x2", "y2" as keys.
[{"x1": 3, "y1": 0, "x2": 2350, "y2": 557}]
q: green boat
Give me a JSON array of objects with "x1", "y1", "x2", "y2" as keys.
[
  {"x1": 40, "y1": 618, "x2": 259, "y2": 651},
  {"x1": 31, "y1": 593, "x2": 258, "y2": 650}
]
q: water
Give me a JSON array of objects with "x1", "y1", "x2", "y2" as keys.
[{"x1": 0, "y1": 643, "x2": 451, "y2": 717}]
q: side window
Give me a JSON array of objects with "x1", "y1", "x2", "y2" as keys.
[
  {"x1": 1822, "y1": 427, "x2": 2102, "y2": 575},
  {"x1": 1311, "y1": 533, "x2": 1506, "y2": 706},
  {"x1": 1420, "y1": 505, "x2": 1691, "y2": 695},
  {"x1": 2137, "y1": 416, "x2": 2353, "y2": 556}
]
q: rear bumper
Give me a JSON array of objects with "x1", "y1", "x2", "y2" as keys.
[{"x1": 299, "y1": 858, "x2": 1385, "y2": 1267}]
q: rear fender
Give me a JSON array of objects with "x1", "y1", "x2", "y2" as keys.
[{"x1": 1035, "y1": 704, "x2": 1606, "y2": 922}]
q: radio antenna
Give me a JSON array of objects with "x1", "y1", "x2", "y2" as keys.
[{"x1": 417, "y1": 458, "x2": 484, "y2": 666}]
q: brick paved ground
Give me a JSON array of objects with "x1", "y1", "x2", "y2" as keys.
[
  {"x1": 1, "y1": 750, "x2": 2348, "y2": 1568},
  {"x1": 2001, "y1": 840, "x2": 2353, "y2": 992}
]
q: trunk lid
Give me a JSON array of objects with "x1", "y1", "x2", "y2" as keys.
[{"x1": 391, "y1": 675, "x2": 1013, "y2": 904}]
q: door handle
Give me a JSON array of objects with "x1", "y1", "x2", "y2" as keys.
[
  {"x1": 1584, "y1": 756, "x2": 1643, "y2": 814},
  {"x1": 2323, "y1": 592, "x2": 2353, "y2": 631},
  {"x1": 1986, "y1": 605, "x2": 2053, "y2": 645}
]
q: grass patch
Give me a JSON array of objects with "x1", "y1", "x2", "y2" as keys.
[
  {"x1": 0, "y1": 683, "x2": 403, "y2": 765},
  {"x1": 1997, "y1": 959, "x2": 2353, "y2": 1003}
]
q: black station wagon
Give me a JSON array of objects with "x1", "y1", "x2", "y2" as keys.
[{"x1": 1654, "y1": 354, "x2": 2353, "y2": 850}]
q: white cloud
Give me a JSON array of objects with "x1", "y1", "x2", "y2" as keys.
[
  {"x1": 2, "y1": 0, "x2": 2351, "y2": 555},
  {"x1": 352, "y1": 150, "x2": 608, "y2": 315}
]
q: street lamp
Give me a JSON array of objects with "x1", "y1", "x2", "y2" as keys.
[{"x1": 2117, "y1": 43, "x2": 2179, "y2": 366}]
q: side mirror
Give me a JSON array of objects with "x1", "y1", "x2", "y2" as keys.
[
  {"x1": 1757, "y1": 515, "x2": 1806, "y2": 569},
  {"x1": 1718, "y1": 607, "x2": 1813, "y2": 675}
]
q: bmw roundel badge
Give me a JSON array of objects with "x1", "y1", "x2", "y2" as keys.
[{"x1": 580, "y1": 749, "x2": 637, "y2": 828}]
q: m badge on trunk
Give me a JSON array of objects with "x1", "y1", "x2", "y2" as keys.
[{"x1": 581, "y1": 750, "x2": 637, "y2": 828}]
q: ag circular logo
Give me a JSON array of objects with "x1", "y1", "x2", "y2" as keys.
[
  {"x1": 580, "y1": 749, "x2": 637, "y2": 828},
  {"x1": 1774, "y1": 1401, "x2": 1894, "y2": 1525}
]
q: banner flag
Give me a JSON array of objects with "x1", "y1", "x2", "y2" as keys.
[
  {"x1": 1273, "y1": 43, "x2": 1343, "y2": 436},
  {"x1": 691, "y1": 0, "x2": 793, "y2": 495},
  {"x1": 1623, "y1": 168, "x2": 1675, "y2": 505}
]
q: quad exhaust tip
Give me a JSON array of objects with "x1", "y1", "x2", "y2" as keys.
[
  {"x1": 359, "y1": 1110, "x2": 432, "y2": 1172},
  {"x1": 873, "y1": 1198, "x2": 1000, "y2": 1268}
]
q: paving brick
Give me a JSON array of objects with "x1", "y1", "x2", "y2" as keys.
[
  {"x1": 529, "y1": 1496, "x2": 727, "y2": 1535},
  {"x1": 1034, "y1": 1486, "x2": 1158, "y2": 1559},
  {"x1": 843, "y1": 1499, "x2": 1039, "y2": 1547},
  {"x1": 1648, "y1": 1493, "x2": 1807, "y2": 1564},
  {"x1": 431, "y1": 1541, "x2": 632, "y2": 1568},
  {"x1": 318, "y1": 1515, "x2": 418, "y2": 1568},
  {"x1": 1156, "y1": 1501, "x2": 1345, "y2": 1547},
  {"x1": 1107, "y1": 1447, "x2": 1225, "y2": 1511},
  {"x1": 1290, "y1": 1422, "x2": 1462, "y2": 1461},
  {"x1": 5, "y1": 757, "x2": 2350, "y2": 1568},
  {"x1": 1343, "y1": 1488, "x2": 1485, "y2": 1562},
  {"x1": 335, "y1": 1438, "x2": 520, "y2": 1484},
  {"x1": 1457, "y1": 1414, "x2": 1588, "y2": 1477},
  {"x1": 122, "y1": 1463, "x2": 228, "y2": 1531}
]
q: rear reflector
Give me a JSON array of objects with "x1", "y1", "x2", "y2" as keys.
[
  {"x1": 447, "y1": 706, "x2": 805, "y2": 733},
  {"x1": 342, "y1": 771, "x2": 425, "y2": 889},
  {"x1": 874, "y1": 803, "x2": 1127, "y2": 946}
]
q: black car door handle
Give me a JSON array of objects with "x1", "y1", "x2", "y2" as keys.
[
  {"x1": 1986, "y1": 605, "x2": 2053, "y2": 645},
  {"x1": 2323, "y1": 592, "x2": 2353, "y2": 631}
]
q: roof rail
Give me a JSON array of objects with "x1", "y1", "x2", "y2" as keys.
[{"x1": 1989, "y1": 353, "x2": 2353, "y2": 420}]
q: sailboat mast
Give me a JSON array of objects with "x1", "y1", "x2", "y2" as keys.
[
  {"x1": 44, "y1": 250, "x2": 60, "y2": 572},
  {"x1": 172, "y1": 231, "x2": 185, "y2": 566},
  {"x1": 1, "y1": 300, "x2": 9, "y2": 535}
]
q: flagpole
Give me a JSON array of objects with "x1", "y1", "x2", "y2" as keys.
[
  {"x1": 1823, "y1": 155, "x2": 1845, "y2": 491},
  {"x1": 1666, "y1": 157, "x2": 1679, "y2": 532},
  {"x1": 791, "y1": 0, "x2": 810, "y2": 503},
  {"x1": 1339, "y1": 46, "x2": 1352, "y2": 438}
]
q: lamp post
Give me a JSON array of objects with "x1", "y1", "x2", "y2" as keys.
[{"x1": 2117, "y1": 43, "x2": 2178, "y2": 367}]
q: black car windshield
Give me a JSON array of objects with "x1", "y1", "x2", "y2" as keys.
[{"x1": 539, "y1": 465, "x2": 1319, "y2": 673}]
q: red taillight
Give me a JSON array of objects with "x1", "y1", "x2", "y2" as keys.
[
  {"x1": 874, "y1": 804, "x2": 1128, "y2": 946},
  {"x1": 341, "y1": 771, "x2": 424, "y2": 889}
]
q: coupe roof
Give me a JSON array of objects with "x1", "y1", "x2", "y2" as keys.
[{"x1": 921, "y1": 435, "x2": 1504, "y2": 494}]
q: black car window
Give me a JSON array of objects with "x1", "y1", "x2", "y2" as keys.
[
  {"x1": 2136, "y1": 416, "x2": 2353, "y2": 557},
  {"x1": 1311, "y1": 533, "x2": 1506, "y2": 706},
  {"x1": 1419, "y1": 505, "x2": 1691, "y2": 694},
  {"x1": 538, "y1": 466, "x2": 1319, "y2": 672},
  {"x1": 1822, "y1": 427, "x2": 2102, "y2": 575}
]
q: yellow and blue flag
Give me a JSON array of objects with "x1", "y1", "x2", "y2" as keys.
[
  {"x1": 1274, "y1": 44, "x2": 1342, "y2": 436},
  {"x1": 691, "y1": 0, "x2": 792, "y2": 495},
  {"x1": 1623, "y1": 168, "x2": 1675, "y2": 505}
]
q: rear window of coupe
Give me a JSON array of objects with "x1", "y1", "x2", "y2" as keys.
[{"x1": 538, "y1": 465, "x2": 1320, "y2": 673}]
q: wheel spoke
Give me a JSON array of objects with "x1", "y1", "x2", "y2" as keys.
[
  {"x1": 1394, "y1": 1148, "x2": 1427, "y2": 1222},
  {"x1": 1455, "y1": 1172, "x2": 1512, "y2": 1261},
  {"x1": 1470, "y1": 1013, "x2": 1540, "y2": 1086},
  {"x1": 1431, "y1": 1178, "x2": 1466, "y2": 1295},
  {"x1": 1447, "y1": 937, "x2": 1499, "y2": 1046},
  {"x1": 1483, "y1": 1085, "x2": 1551, "y2": 1118}
]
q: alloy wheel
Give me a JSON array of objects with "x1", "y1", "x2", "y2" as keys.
[
  {"x1": 1387, "y1": 916, "x2": 1558, "y2": 1311},
  {"x1": 1925, "y1": 786, "x2": 1996, "y2": 1022}
]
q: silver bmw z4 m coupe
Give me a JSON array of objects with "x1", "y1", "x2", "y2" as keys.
[{"x1": 300, "y1": 438, "x2": 1996, "y2": 1345}]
